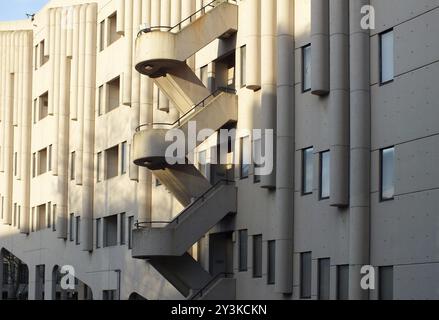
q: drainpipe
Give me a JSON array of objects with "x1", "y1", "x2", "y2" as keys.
[
  {"x1": 329, "y1": 0, "x2": 350, "y2": 208},
  {"x1": 245, "y1": 0, "x2": 261, "y2": 91},
  {"x1": 310, "y1": 0, "x2": 329, "y2": 96},
  {"x1": 260, "y1": 0, "x2": 277, "y2": 190},
  {"x1": 20, "y1": 31, "x2": 32, "y2": 234},
  {"x1": 275, "y1": 0, "x2": 294, "y2": 294},
  {"x1": 81, "y1": 3, "x2": 97, "y2": 251},
  {"x1": 349, "y1": 0, "x2": 371, "y2": 300}
]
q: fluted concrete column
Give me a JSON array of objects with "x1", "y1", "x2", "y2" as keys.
[
  {"x1": 171, "y1": 0, "x2": 181, "y2": 27},
  {"x1": 260, "y1": 0, "x2": 277, "y2": 189},
  {"x1": 20, "y1": 31, "x2": 32, "y2": 234},
  {"x1": 16, "y1": 32, "x2": 24, "y2": 181},
  {"x1": 52, "y1": 9, "x2": 62, "y2": 177},
  {"x1": 0, "y1": 33, "x2": 5, "y2": 173},
  {"x1": 13, "y1": 33, "x2": 19, "y2": 127},
  {"x1": 44, "y1": 9, "x2": 51, "y2": 57},
  {"x1": 329, "y1": 0, "x2": 350, "y2": 207},
  {"x1": 275, "y1": 0, "x2": 295, "y2": 294},
  {"x1": 76, "y1": 5, "x2": 87, "y2": 185},
  {"x1": 117, "y1": 0, "x2": 125, "y2": 34},
  {"x1": 57, "y1": 8, "x2": 70, "y2": 240},
  {"x1": 81, "y1": 3, "x2": 97, "y2": 251},
  {"x1": 349, "y1": 0, "x2": 371, "y2": 300},
  {"x1": 66, "y1": 7, "x2": 73, "y2": 58},
  {"x1": 48, "y1": 9, "x2": 56, "y2": 116},
  {"x1": 3, "y1": 72, "x2": 14, "y2": 225},
  {"x1": 70, "y1": 6, "x2": 80, "y2": 120},
  {"x1": 311, "y1": 0, "x2": 329, "y2": 95},
  {"x1": 245, "y1": 0, "x2": 261, "y2": 91},
  {"x1": 122, "y1": 0, "x2": 133, "y2": 106}
]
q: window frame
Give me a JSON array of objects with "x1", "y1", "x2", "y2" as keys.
[
  {"x1": 380, "y1": 146, "x2": 395, "y2": 202},
  {"x1": 302, "y1": 44, "x2": 311, "y2": 92},
  {"x1": 302, "y1": 147, "x2": 314, "y2": 195},
  {"x1": 319, "y1": 150, "x2": 330, "y2": 200},
  {"x1": 379, "y1": 29, "x2": 394, "y2": 85},
  {"x1": 238, "y1": 229, "x2": 248, "y2": 272}
]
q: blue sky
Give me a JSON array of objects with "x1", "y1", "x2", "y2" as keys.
[{"x1": 0, "y1": 0, "x2": 49, "y2": 21}]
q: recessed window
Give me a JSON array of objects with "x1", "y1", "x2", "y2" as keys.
[
  {"x1": 75, "y1": 216, "x2": 81, "y2": 245},
  {"x1": 96, "y1": 218, "x2": 101, "y2": 249},
  {"x1": 337, "y1": 265, "x2": 349, "y2": 300},
  {"x1": 104, "y1": 215, "x2": 118, "y2": 247},
  {"x1": 320, "y1": 151, "x2": 330, "y2": 200},
  {"x1": 48, "y1": 145, "x2": 52, "y2": 171},
  {"x1": 47, "y1": 202, "x2": 52, "y2": 229},
  {"x1": 380, "y1": 29, "x2": 394, "y2": 84},
  {"x1": 39, "y1": 92, "x2": 49, "y2": 121},
  {"x1": 52, "y1": 205, "x2": 57, "y2": 232},
  {"x1": 238, "y1": 230, "x2": 248, "y2": 272},
  {"x1": 37, "y1": 148, "x2": 48, "y2": 176},
  {"x1": 39, "y1": 40, "x2": 48, "y2": 67},
  {"x1": 267, "y1": 240, "x2": 276, "y2": 285},
  {"x1": 302, "y1": 44, "x2": 311, "y2": 92},
  {"x1": 200, "y1": 65, "x2": 208, "y2": 88},
  {"x1": 98, "y1": 85, "x2": 104, "y2": 116},
  {"x1": 380, "y1": 147, "x2": 395, "y2": 201},
  {"x1": 120, "y1": 213, "x2": 126, "y2": 245},
  {"x1": 198, "y1": 150, "x2": 208, "y2": 178},
  {"x1": 318, "y1": 258, "x2": 330, "y2": 300},
  {"x1": 99, "y1": 20, "x2": 105, "y2": 52},
  {"x1": 252, "y1": 234, "x2": 262, "y2": 278},
  {"x1": 302, "y1": 147, "x2": 314, "y2": 195},
  {"x1": 379, "y1": 266, "x2": 394, "y2": 300},
  {"x1": 253, "y1": 139, "x2": 261, "y2": 183},
  {"x1": 108, "y1": 13, "x2": 121, "y2": 46},
  {"x1": 300, "y1": 252, "x2": 312, "y2": 299},
  {"x1": 105, "y1": 146, "x2": 119, "y2": 180},
  {"x1": 128, "y1": 216, "x2": 134, "y2": 250},
  {"x1": 69, "y1": 213, "x2": 74, "y2": 242},
  {"x1": 121, "y1": 142, "x2": 127, "y2": 175},
  {"x1": 97, "y1": 152, "x2": 102, "y2": 182},
  {"x1": 107, "y1": 76, "x2": 120, "y2": 112},
  {"x1": 240, "y1": 136, "x2": 251, "y2": 180},
  {"x1": 70, "y1": 151, "x2": 76, "y2": 181},
  {"x1": 240, "y1": 45, "x2": 246, "y2": 88}
]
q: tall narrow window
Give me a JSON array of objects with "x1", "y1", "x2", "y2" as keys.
[
  {"x1": 75, "y1": 216, "x2": 81, "y2": 245},
  {"x1": 253, "y1": 234, "x2": 262, "y2": 278},
  {"x1": 52, "y1": 205, "x2": 57, "y2": 232},
  {"x1": 300, "y1": 252, "x2": 312, "y2": 299},
  {"x1": 121, "y1": 142, "x2": 127, "y2": 175},
  {"x1": 120, "y1": 213, "x2": 126, "y2": 245},
  {"x1": 33, "y1": 98, "x2": 38, "y2": 124},
  {"x1": 240, "y1": 45, "x2": 246, "y2": 87},
  {"x1": 70, "y1": 152, "x2": 76, "y2": 180},
  {"x1": 253, "y1": 139, "x2": 261, "y2": 183},
  {"x1": 240, "y1": 136, "x2": 251, "y2": 179},
  {"x1": 105, "y1": 146, "x2": 119, "y2": 180},
  {"x1": 381, "y1": 147, "x2": 395, "y2": 201},
  {"x1": 108, "y1": 13, "x2": 121, "y2": 45},
  {"x1": 39, "y1": 92, "x2": 48, "y2": 121},
  {"x1": 302, "y1": 44, "x2": 311, "y2": 92},
  {"x1": 320, "y1": 151, "x2": 330, "y2": 200},
  {"x1": 98, "y1": 85, "x2": 105, "y2": 116},
  {"x1": 198, "y1": 150, "x2": 207, "y2": 178},
  {"x1": 200, "y1": 65, "x2": 208, "y2": 88},
  {"x1": 302, "y1": 147, "x2": 314, "y2": 195},
  {"x1": 128, "y1": 216, "x2": 134, "y2": 250},
  {"x1": 379, "y1": 266, "x2": 394, "y2": 300},
  {"x1": 69, "y1": 213, "x2": 74, "y2": 242},
  {"x1": 267, "y1": 240, "x2": 276, "y2": 285},
  {"x1": 380, "y1": 29, "x2": 394, "y2": 84},
  {"x1": 318, "y1": 258, "x2": 330, "y2": 300},
  {"x1": 107, "y1": 76, "x2": 120, "y2": 112},
  {"x1": 48, "y1": 145, "x2": 52, "y2": 171},
  {"x1": 99, "y1": 20, "x2": 105, "y2": 52},
  {"x1": 238, "y1": 230, "x2": 248, "y2": 272},
  {"x1": 337, "y1": 265, "x2": 349, "y2": 300},
  {"x1": 96, "y1": 218, "x2": 101, "y2": 249},
  {"x1": 97, "y1": 152, "x2": 102, "y2": 182},
  {"x1": 32, "y1": 153, "x2": 36, "y2": 178},
  {"x1": 104, "y1": 215, "x2": 118, "y2": 247},
  {"x1": 47, "y1": 202, "x2": 52, "y2": 229}
]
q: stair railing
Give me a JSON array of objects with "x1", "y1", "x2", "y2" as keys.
[
  {"x1": 189, "y1": 272, "x2": 234, "y2": 300},
  {"x1": 137, "y1": 0, "x2": 238, "y2": 37},
  {"x1": 135, "y1": 87, "x2": 236, "y2": 132},
  {"x1": 135, "y1": 179, "x2": 234, "y2": 229}
]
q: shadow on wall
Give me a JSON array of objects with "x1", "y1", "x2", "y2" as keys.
[{"x1": 1, "y1": 248, "x2": 29, "y2": 300}]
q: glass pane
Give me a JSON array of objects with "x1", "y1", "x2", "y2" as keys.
[
  {"x1": 239, "y1": 230, "x2": 248, "y2": 271},
  {"x1": 303, "y1": 148, "x2": 314, "y2": 194},
  {"x1": 240, "y1": 45, "x2": 246, "y2": 87},
  {"x1": 318, "y1": 258, "x2": 330, "y2": 300},
  {"x1": 337, "y1": 265, "x2": 349, "y2": 300},
  {"x1": 300, "y1": 252, "x2": 312, "y2": 298},
  {"x1": 240, "y1": 136, "x2": 251, "y2": 179},
  {"x1": 253, "y1": 235, "x2": 262, "y2": 278},
  {"x1": 267, "y1": 241, "x2": 276, "y2": 284},
  {"x1": 379, "y1": 266, "x2": 394, "y2": 300},
  {"x1": 321, "y1": 151, "x2": 330, "y2": 199},
  {"x1": 381, "y1": 147, "x2": 395, "y2": 200},
  {"x1": 303, "y1": 45, "x2": 311, "y2": 91},
  {"x1": 381, "y1": 30, "x2": 394, "y2": 83}
]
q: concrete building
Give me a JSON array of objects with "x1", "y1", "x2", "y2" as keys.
[{"x1": 0, "y1": 0, "x2": 438, "y2": 300}]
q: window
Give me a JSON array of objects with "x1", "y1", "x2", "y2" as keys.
[
  {"x1": 105, "y1": 146, "x2": 119, "y2": 180},
  {"x1": 107, "y1": 76, "x2": 120, "y2": 112},
  {"x1": 238, "y1": 230, "x2": 248, "y2": 272},
  {"x1": 52, "y1": 205, "x2": 57, "y2": 232},
  {"x1": 240, "y1": 45, "x2": 246, "y2": 87},
  {"x1": 380, "y1": 147, "x2": 395, "y2": 201},
  {"x1": 96, "y1": 218, "x2": 101, "y2": 249},
  {"x1": 200, "y1": 65, "x2": 208, "y2": 88},
  {"x1": 38, "y1": 148, "x2": 48, "y2": 175},
  {"x1": 104, "y1": 215, "x2": 118, "y2": 247},
  {"x1": 108, "y1": 13, "x2": 121, "y2": 46},
  {"x1": 75, "y1": 216, "x2": 80, "y2": 245},
  {"x1": 267, "y1": 240, "x2": 276, "y2": 285},
  {"x1": 97, "y1": 152, "x2": 102, "y2": 182},
  {"x1": 240, "y1": 136, "x2": 251, "y2": 179},
  {"x1": 252, "y1": 234, "x2": 262, "y2": 278},
  {"x1": 337, "y1": 265, "x2": 349, "y2": 300},
  {"x1": 69, "y1": 213, "x2": 74, "y2": 242},
  {"x1": 13, "y1": 203, "x2": 17, "y2": 226},
  {"x1": 39, "y1": 92, "x2": 48, "y2": 121},
  {"x1": 318, "y1": 258, "x2": 330, "y2": 300},
  {"x1": 47, "y1": 202, "x2": 52, "y2": 229},
  {"x1": 380, "y1": 29, "x2": 394, "y2": 84},
  {"x1": 48, "y1": 145, "x2": 52, "y2": 171},
  {"x1": 300, "y1": 252, "x2": 312, "y2": 299},
  {"x1": 379, "y1": 266, "x2": 393, "y2": 300},
  {"x1": 33, "y1": 98, "x2": 38, "y2": 124},
  {"x1": 121, "y1": 142, "x2": 127, "y2": 175},
  {"x1": 120, "y1": 213, "x2": 126, "y2": 245},
  {"x1": 70, "y1": 152, "x2": 76, "y2": 180},
  {"x1": 198, "y1": 150, "x2": 208, "y2": 178},
  {"x1": 302, "y1": 44, "x2": 311, "y2": 92},
  {"x1": 128, "y1": 216, "x2": 134, "y2": 249},
  {"x1": 32, "y1": 153, "x2": 36, "y2": 177},
  {"x1": 320, "y1": 151, "x2": 330, "y2": 200},
  {"x1": 103, "y1": 290, "x2": 116, "y2": 300},
  {"x1": 37, "y1": 204, "x2": 46, "y2": 231},
  {"x1": 253, "y1": 139, "x2": 261, "y2": 183},
  {"x1": 302, "y1": 147, "x2": 314, "y2": 194},
  {"x1": 98, "y1": 85, "x2": 104, "y2": 116},
  {"x1": 99, "y1": 20, "x2": 105, "y2": 52}
]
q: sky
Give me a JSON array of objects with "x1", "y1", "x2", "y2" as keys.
[{"x1": 0, "y1": 0, "x2": 49, "y2": 21}]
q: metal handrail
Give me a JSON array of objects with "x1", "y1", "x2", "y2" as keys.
[
  {"x1": 189, "y1": 272, "x2": 234, "y2": 300},
  {"x1": 135, "y1": 87, "x2": 236, "y2": 132},
  {"x1": 137, "y1": 0, "x2": 237, "y2": 37},
  {"x1": 135, "y1": 179, "x2": 234, "y2": 229}
]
